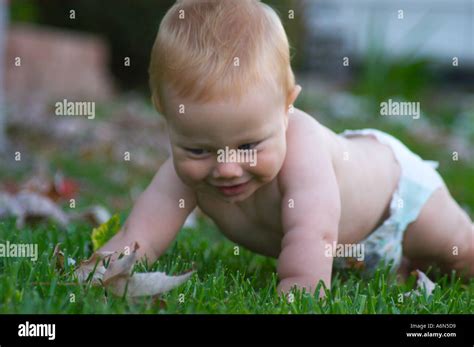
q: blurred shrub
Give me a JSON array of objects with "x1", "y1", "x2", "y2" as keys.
[
  {"x1": 10, "y1": 0, "x2": 39, "y2": 22},
  {"x1": 355, "y1": 56, "x2": 433, "y2": 105},
  {"x1": 351, "y1": 13, "x2": 438, "y2": 111}
]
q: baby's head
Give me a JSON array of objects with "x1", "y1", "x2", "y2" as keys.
[{"x1": 149, "y1": 0, "x2": 301, "y2": 202}]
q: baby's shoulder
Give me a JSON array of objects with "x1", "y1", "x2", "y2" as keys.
[
  {"x1": 279, "y1": 109, "x2": 339, "y2": 187},
  {"x1": 286, "y1": 109, "x2": 337, "y2": 152},
  {"x1": 287, "y1": 108, "x2": 319, "y2": 133}
]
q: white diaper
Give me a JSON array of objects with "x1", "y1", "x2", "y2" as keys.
[{"x1": 334, "y1": 128, "x2": 445, "y2": 274}]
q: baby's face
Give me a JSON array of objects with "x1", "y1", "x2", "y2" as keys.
[{"x1": 164, "y1": 86, "x2": 288, "y2": 203}]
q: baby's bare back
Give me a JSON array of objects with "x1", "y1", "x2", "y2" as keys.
[
  {"x1": 331, "y1": 128, "x2": 401, "y2": 243},
  {"x1": 196, "y1": 110, "x2": 401, "y2": 257}
]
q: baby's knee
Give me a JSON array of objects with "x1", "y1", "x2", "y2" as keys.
[
  {"x1": 451, "y1": 223, "x2": 474, "y2": 277},
  {"x1": 435, "y1": 209, "x2": 472, "y2": 274}
]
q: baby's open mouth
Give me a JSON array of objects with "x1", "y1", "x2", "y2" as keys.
[{"x1": 215, "y1": 181, "x2": 250, "y2": 196}]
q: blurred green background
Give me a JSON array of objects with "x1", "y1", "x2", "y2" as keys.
[{"x1": 2, "y1": 0, "x2": 474, "y2": 222}]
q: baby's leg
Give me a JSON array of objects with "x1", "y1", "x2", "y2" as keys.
[{"x1": 402, "y1": 185, "x2": 474, "y2": 279}]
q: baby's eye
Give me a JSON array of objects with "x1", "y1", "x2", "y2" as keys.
[
  {"x1": 185, "y1": 148, "x2": 208, "y2": 156},
  {"x1": 238, "y1": 143, "x2": 258, "y2": 151}
]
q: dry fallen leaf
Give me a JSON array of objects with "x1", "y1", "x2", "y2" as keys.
[
  {"x1": 74, "y1": 251, "x2": 113, "y2": 284},
  {"x1": 53, "y1": 243, "x2": 65, "y2": 271},
  {"x1": 22, "y1": 171, "x2": 79, "y2": 202},
  {"x1": 414, "y1": 270, "x2": 436, "y2": 295},
  {"x1": 108, "y1": 270, "x2": 195, "y2": 297},
  {"x1": 404, "y1": 269, "x2": 436, "y2": 298},
  {"x1": 52, "y1": 243, "x2": 77, "y2": 273},
  {"x1": 74, "y1": 242, "x2": 195, "y2": 297},
  {"x1": 1, "y1": 190, "x2": 111, "y2": 229},
  {"x1": 0, "y1": 191, "x2": 69, "y2": 229}
]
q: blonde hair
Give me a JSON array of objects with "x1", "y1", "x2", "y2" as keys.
[{"x1": 149, "y1": 0, "x2": 295, "y2": 112}]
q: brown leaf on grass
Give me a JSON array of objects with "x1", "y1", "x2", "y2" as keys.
[
  {"x1": 107, "y1": 269, "x2": 195, "y2": 297},
  {"x1": 414, "y1": 270, "x2": 436, "y2": 296},
  {"x1": 74, "y1": 250, "x2": 114, "y2": 284},
  {"x1": 404, "y1": 269, "x2": 436, "y2": 298},
  {"x1": 74, "y1": 242, "x2": 195, "y2": 297},
  {"x1": 52, "y1": 243, "x2": 77, "y2": 273},
  {"x1": 22, "y1": 171, "x2": 79, "y2": 202},
  {"x1": 53, "y1": 243, "x2": 65, "y2": 272},
  {"x1": 101, "y1": 242, "x2": 140, "y2": 284},
  {"x1": 1, "y1": 166, "x2": 112, "y2": 229},
  {"x1": 0, "y1": 191, "x2": 69, "y2": 229},
  {"x1": 151, "y1": 297, "x2": 168, "y2": 310}
]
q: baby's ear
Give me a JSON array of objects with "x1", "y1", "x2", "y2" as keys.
[
  {"x1": 151, "y1": 94, "x2": 164, "y2": 114},
  {"x1": 287, "y1": 85, "x2": 302, "y2": 111}
]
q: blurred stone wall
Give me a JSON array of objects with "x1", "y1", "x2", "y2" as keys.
[{"x1": 5, "y1": 24, "x2": 114, "y2": 104}]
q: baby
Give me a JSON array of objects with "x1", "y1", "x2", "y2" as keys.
[{"x1": 100, "y1": 0, "x2": 473, "y2": 296}]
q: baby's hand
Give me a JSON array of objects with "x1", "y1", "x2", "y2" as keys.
[
  {"x1": 98, "y1": 158, "x2": 197, "y2": 264},
  {"x1": 276, "y1": 224, "x2": 335, "y2": 299},
  {"x1": 277, "y1": 276, "x2": 324, "y2": 298}
]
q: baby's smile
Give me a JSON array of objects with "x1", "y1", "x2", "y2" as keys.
[
  {"x1": 213, "y1": 179, "x2": 252, "y2": 197},
  {"x1": 162, "y1": 84, "x2": 289, "y2": 203}
]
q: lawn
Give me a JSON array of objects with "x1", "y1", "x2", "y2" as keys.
[
  {"x1": 1, "y1": 213, "x2": 473, "y2": 314},
  {"x1": 1, "y1": 97, "x2": 473, "y2": 314}
]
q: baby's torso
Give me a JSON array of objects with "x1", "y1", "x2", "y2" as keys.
[{"x1": 195, "y1": 110, "x2": 401, "y2": 258}]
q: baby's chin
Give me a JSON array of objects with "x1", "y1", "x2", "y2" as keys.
[{"x1": 220, "y1": 188, "x2": 256, "y2": 204}]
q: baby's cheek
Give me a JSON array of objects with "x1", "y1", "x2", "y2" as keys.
[
  {"x1": 175, "y1": 160, "x2": 209, "y2": 185},
  {"x1": 252, "y1": 151, "x2": 281, "y2": 180}
]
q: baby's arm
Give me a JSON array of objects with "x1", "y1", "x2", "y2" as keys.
[
  {"x1": 98, "y1": 158, "x2": 197, "y2": 263},
  {"x1": 277, "y1": 127, "x2": 341, "y2": 297}
]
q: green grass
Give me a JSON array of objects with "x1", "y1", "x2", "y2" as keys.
[
  {"x1": 2, "y1": 91, "x2": 473, "y2": 313},
  {"x1": 1, "y1": 216, "x2": 473, "y2": 314}
]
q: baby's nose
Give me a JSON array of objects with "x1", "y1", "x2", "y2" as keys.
[{"x1": 212, "y1": 162, "x2": 243, "y2": 179}]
